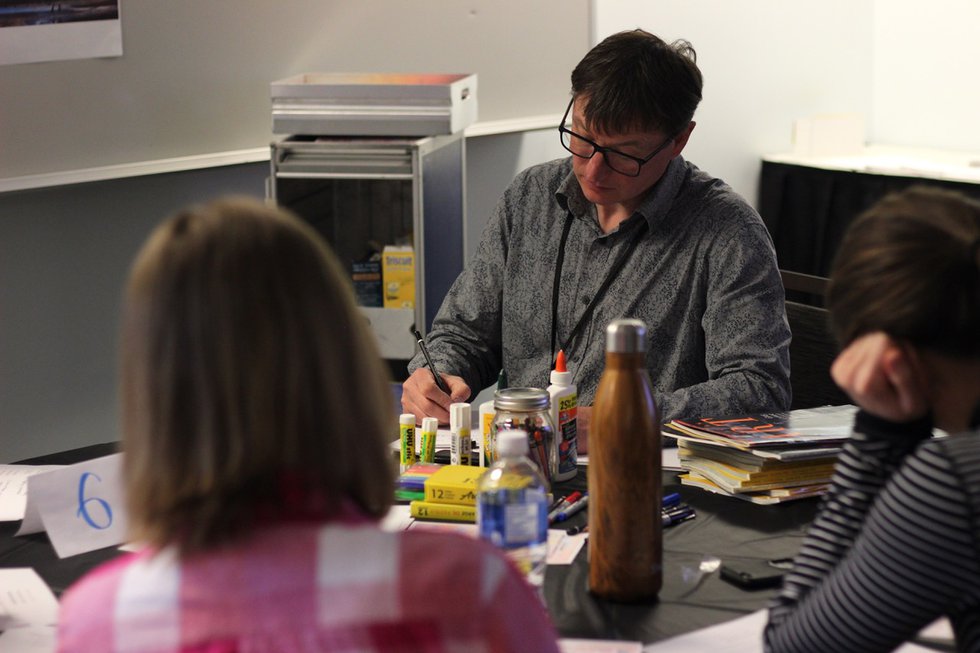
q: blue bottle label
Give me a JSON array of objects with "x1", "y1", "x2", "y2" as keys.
[{"x1": 477, "y1": 488, "x2": 548, "y2": 549}]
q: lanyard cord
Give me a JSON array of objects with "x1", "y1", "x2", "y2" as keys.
[{"x1": 549, "y1": 214, "x2": 649, "y2": 365}]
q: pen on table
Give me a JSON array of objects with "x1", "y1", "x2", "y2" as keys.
[
  {"x1": 412, "y1": 329, "x2": 450, "y2": 395},
  {"x1": 552, "y1": 494, "x2": 589, "y2": 523},
  {"x1": 662, "y1": 504, "x2": 694, "y2": 520},
  {"x1": 662, "y1": 492, "x2": 681, "y2": 508},
  {"x1": 547, "y1": 491, "x2": 582, "y2": 522},
  {"x1": 662, "y1": 507, "x2": 695, "y2": 527}
]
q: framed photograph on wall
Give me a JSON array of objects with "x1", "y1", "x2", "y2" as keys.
[{"x1": 0, "y1": 1, "x2": 121, "y2": 66}]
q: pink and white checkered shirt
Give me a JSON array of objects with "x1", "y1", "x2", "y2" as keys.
[{"x1": 57, "y1": 513, "x2": 561, "y2": 653}]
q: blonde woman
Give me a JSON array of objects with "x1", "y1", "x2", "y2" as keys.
[{"x1": 57, "y1": 197, "x2": 560, "y2": 653}]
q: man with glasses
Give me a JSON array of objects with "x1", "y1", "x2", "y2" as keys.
[{"x1": 403, "y1": 29, "x2": 791, "y2": 453}]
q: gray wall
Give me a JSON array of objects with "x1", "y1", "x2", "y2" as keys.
[
  {"x1": 0, "y1": 0, "x2": 588, "y2": 181},
  {"x1": 0, "y1": 129, "x2": 567, "y2": 463},
  {"x1": 0, "y1": 164, "x2": 268, "y2": 462}
]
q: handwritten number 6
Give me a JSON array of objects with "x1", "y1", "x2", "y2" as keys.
[{"x1": 77, "y1": 472, "x2": 113, "y2": 529}]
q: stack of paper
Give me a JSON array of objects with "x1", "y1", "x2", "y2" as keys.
[{"x1": 665, "y1": 406, "x2": 856, "y2": 504}]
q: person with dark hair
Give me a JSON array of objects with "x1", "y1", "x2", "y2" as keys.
[
  {"x1": 765, "y1": 186, "x2": 980, "y2": 652},
  {"x1": 403, "y1": 29, "x2": 791, "y2": 452},
  {"x1": 57, "y1": 197, "x2": 561, "y2": 652}
]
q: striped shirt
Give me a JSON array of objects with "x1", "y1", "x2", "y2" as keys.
[
  {"x1": 57, "y1": 514, "x2": 561, "y2": 653},
  {"x1": 409, "y1": 155, "x2": 791, "y2": 419},
  {"x1": 765, "y1": 410, "x2": 980, "y2": 652}
]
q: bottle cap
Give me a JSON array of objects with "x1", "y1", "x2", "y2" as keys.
[
  {"x1": 399, "y1": 413, "x2": 415, "y2": 426},
  {"x1": 550, "y1": 350, "x2": 572, "y2": 386},
  {"x1": 421, "y1": 417, "x2": 438, "y2": 433},
  {"x1": 450, "y1": 402, "x2": 471, "y2": 431},
  {"x1": 605, "y1": 319, "x2": 648, "y2": 353},
  {"x1": 496, "y1": 429, "x2": 529, "y2": 457},
  {"x1": 493, "y1": 387, "x2": 550, "y2": 411}
]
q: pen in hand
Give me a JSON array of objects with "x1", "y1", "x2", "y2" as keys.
[{"x1": 412, "y1": 328, "x2": 451, "y2": 395}]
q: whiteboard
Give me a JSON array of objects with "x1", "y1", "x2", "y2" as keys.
[{"x1": 0, "y1": 0, "x2": 589, "y2": 183}]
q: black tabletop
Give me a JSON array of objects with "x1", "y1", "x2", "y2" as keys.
[
  {"x1": 544, "y1": 467, "x2": 816, "y2": 642},
  {"x1": 2, "y1": 443, "x2": 819, "y2": 644}
]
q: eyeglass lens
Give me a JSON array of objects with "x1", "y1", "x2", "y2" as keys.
[{"x1": 560, "y1": 130, "x2": 642, "y2": 177}]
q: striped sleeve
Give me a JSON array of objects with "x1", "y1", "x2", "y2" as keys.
[{"x1": 765, "y1": 413, "x2": 980, "y2": 653}]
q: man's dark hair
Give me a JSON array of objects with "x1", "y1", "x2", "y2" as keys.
[{"x1": 570, "y1": 29, "x2": 703, "y2": 137}]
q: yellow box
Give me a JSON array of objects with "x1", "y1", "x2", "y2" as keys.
[{"x1": 382, "y1": 245, "x2": 415, "y2": 309}]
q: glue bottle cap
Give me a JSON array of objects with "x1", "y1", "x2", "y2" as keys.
[
  {"x1": 421, "y1": 417, "x2": 439, "y2": 433},
  {"x1": 550, "y1": 350, "x2": 573, "y2": 386},
  {"x1": 399, "y1": 413, "x2": 415, "y2": 426}
]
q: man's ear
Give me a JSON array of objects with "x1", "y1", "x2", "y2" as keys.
[{"x1": 669, "y1": 121, "x2": 696, "y2": 158}]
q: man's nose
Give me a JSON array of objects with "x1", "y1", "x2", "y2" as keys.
[{"x1": 587, "y1": 151, "x2": 612, "y2": 176}]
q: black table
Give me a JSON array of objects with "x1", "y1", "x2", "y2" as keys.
[
  {"x1": 545, "y1": 466, "x2": 816, "y2": 643},
  {"x1": 759, "y1": 158, "x2": 980, "y2": 285},
  {"x1": 3, "y1": 443, "x2": 819, "y2": 645}
]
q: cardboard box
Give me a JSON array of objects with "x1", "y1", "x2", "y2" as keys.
[
  {"x1": 271, "y1": 72, "x2": 477, "y2": 136},
  {"x1": 382, "y1": 245, "x2": 415, "y2": 309},
  {"x1": 351, "y1": 259, "x2": 382, "y2": 307}
]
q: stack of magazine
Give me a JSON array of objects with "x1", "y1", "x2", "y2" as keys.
[{"x1": 664, "y1": 405, "x2": 857, "y2": 504}]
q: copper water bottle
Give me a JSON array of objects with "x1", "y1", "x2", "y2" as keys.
[{"x1": 587, "y1": 318, "x2": 662, "y2": 601}]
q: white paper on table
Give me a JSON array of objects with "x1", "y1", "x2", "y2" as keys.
[
  {"x1": 642, "y1": 610, "x2": 765, "y2": 652},
  {"x1": 20, "y1": 453, "x2": 128, "y2": 558},
  {"x1": 380, "y1": 505, "x2": 414, "y2": 532},
  {"x1": 547, "y1": 529, "x2": 587, "y2": 565},
  {"x1": 386, "y1": 507, "x2": 585, "y2": 564},
  {"x1": 560, "y1": 639, "x2": 642, "y2": 652},
  {"x1": 0, "y1": 569, "x2": 59, "y2": 629},
  {"x1": 0, "y1": 465, "x2": 64, "y2": 522},
  {"x1": 0, "y1": 626, "x2": 56, "y2": 653},
  {"x1": 642, "y1": 609, "x2": 949, "y2": 653},
  {"x1": 16, "y1": 486, "x2": 46, "y2": 536}
]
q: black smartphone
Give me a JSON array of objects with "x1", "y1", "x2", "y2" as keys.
[{"x1": 720, "y1": 558, "x2": 792, "y2": 590}]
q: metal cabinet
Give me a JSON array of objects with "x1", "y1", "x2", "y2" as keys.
[{"x1": 268, "y1": 133, "x2": 465, "y2": 379}]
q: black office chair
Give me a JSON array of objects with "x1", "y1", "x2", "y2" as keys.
[{"x1": 780, "y1": 270, "x2": 850, "y2": 409}]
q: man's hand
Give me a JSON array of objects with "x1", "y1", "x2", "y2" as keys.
[
  {"x1": 830, "y1": 332, "x2": 930, "y2": 423},
  {"x1": 401, "y1": 368, "x2": 471, "y2": 425}
]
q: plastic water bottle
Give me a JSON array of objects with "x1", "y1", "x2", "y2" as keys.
[{"x1": 477, "y1": 429, "x2": 550, "y2": 593}]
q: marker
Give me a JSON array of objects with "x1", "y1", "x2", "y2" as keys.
[
  {"x1": 662, "y1": 492, "x2": 681, "y2": 508},
  {"x1": 413, "y1": 329, "x2": 450, "y2": 395},
  {"x1": 566, "y1": 523, "x2": 589, "y2": 535},
  {"x1": 662, "y1": 503, "x2": 692, "y2": 517},
  {"x1": 547, "y1": 491, "x2": 582, "y2": 522},
  {"x1": 552, "y1": 494, "x2": 589, "y2": 523},
  {"x1": 662, "y1": 507, "x2": 695, "y2": 527}
]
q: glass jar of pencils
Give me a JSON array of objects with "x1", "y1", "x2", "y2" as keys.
[{"x1": 491, "y1": 387, "x2": 558, "y2": 484}]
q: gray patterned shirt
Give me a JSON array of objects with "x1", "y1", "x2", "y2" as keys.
[{"x1": 409, "y1": 155, "x2": 791, "y2": 420}]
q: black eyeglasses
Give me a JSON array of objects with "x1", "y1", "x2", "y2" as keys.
[{"x1": 558, "y1": 99, "x2": 674, "y2": 177}]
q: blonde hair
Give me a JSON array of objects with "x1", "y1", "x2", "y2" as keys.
[{"x1": 120, "y1": 197, "x2": 395, "y2": 552}]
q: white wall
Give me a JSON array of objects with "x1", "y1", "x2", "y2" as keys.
[
  {"x1": 871, "y1": 0, "x2": 980, "y2": 151},
  {"x1": 593, "y1": 1, "x2": 875, "y2": 206}
]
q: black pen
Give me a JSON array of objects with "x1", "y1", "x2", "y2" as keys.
[{"x1": 412, "y1": 329, "x2": 450, "y2": 395}]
